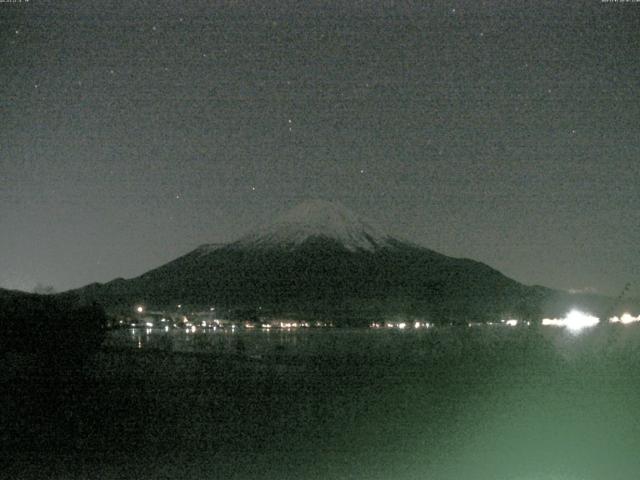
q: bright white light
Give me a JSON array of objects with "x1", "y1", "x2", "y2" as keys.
[
  {"x1": 164, "y1": 326, "x2": 169, "y2": 332},
  {"x1": 136, "y1": 306, "x2": 144, "y2": 313},
  {"x1": 505, "y1": 319, "x2": 518, "y2": 327},
  {"x1": 542, "y1": 310, "x2": 599, "y2": 332},
  {"x1": 398, "y1": 322, "x2": 406, "y2": 330},
  {"x1": 610, "y1": 313, "x2": 640, "y2": 325},
  {"x1": 542, "y1": 318, "x2": 563, "y2": 327},
  {"x1": 145, "y1": 322, "x2": 153, "y2": 328},
  {"x1": 565, "y1": 310, "x2": 599, "y2": 332},
  {"x1": 191, "y1": 325, "x2": 196, "y2": 333}
]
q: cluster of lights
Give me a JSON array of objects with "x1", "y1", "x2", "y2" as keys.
[
  {"x1": 370, "y1": 321, "x2": 431, "y2": 330},
  {"x1": 257, "y1": 321, "x2": 314, "y2": 329},
  {"x1": 541, "y1": 310, "x2": 600, "y2": 332},
  {"x1": 279, "y1": 321, "x2": 307, "y2": 329},
  {"x1": 609, "y1": 313, "x2": 640, "y2": 325},
  {"x1": 133, "y1": 306, "x2": 640, "y2": 335}
]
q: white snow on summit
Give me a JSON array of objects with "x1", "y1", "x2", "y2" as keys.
[{"x1": 237, "y1": 200, "x2": 395, "y2": 252}]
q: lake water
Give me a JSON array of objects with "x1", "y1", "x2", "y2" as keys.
[{"x1": 4, "y1": 324, "x2": 640, "y2": 479}]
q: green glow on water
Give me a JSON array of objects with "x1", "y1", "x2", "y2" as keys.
[{"x1": 5, "y1": 324, "x2": 640, "y2": 479}]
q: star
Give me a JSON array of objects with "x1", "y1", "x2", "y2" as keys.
[{"x1": 251, "y1": 186, "x2": 256, "y2": 191}]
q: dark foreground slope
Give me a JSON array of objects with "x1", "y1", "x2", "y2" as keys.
[{"x1": 0, "y1": 288, "x2": 106, "y2": 365}]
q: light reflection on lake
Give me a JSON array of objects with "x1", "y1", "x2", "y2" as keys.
[{"x1": 9, "y1": 323, "x2": 640, "y2": 480}]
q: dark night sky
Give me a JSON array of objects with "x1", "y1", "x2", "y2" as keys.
[{"x1": 1, "y1": 0, "x2": 639, "y2": 296}]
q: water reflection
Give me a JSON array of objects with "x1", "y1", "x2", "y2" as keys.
[{"x1": 10, "y1": 323, "x2": 640, "y2": 480}]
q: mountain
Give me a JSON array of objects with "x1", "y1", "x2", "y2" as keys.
[{"x1": 68, "y1": 200, "x2": 619, "y2": 324}]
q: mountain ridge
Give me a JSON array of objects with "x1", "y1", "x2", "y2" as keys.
[{"x1": 64, "y1": 200, "x2": 624, "y2": 323}]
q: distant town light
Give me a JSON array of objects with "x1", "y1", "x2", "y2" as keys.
[
  {"x1": 505, "y1": 319, "x2": 518, "y2": 327},
  {"x1": 542, "y1": 318, "x2": 563, "y2": 327},
  {"x1": 565, "y1": 310, "x2": 599, "y2": 332},
  {"x1": 542, "y1": 310, "x2": 599, "y2": 333},
  {"x1": 398, "y1": 322, "x2": 406, "y2": 330},
  {"x1": 136, "y1": 306, "x2": 144, "y2": 313},
  {"x1": 610, "y1": 313, "x2": 640, "y2": 325}
]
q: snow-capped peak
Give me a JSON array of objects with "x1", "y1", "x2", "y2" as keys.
[{"x1": 236, "y1": 200, "x2": 394, "y2": 252}]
